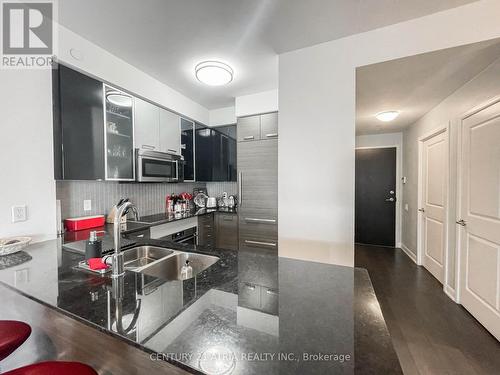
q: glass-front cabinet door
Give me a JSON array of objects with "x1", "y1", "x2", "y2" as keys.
[{"x1": 104, "y1": 85, "x2": 135, "y2": 181}]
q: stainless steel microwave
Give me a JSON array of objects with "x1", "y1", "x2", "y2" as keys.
[{"x1": 136, "y1": 149, "x2": 183, "y2": 182}]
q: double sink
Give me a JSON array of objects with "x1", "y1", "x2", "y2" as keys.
[{"x1": 121, "y1": 246, "x2": 219, "y2": 281}]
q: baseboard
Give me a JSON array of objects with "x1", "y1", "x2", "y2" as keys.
[
  {"x1": 400, "y1": 243, "x2": 417, "y2": 264},
  {"x1": 444, "y1": 285, "x2": 458, "y2": 303}
]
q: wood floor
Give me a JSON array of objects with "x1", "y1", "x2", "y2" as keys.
[{"x1": 355, "y1": 244, "x2": 500, "y2": 375}]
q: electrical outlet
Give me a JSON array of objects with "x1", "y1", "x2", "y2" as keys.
[
  {"x1": 11, "y1": 205, "x2": 27, "y2": 222},
  {"x1": 84, "y1": 200, "x2": 92, "y2": 211}
]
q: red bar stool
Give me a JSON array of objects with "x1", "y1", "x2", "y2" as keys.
[
  {"x1": 3, "y1": 362, "x2": 98, "y2": 375},
  {"x1": 0, "y1": 321, "x2": 31, "y2": 361}
]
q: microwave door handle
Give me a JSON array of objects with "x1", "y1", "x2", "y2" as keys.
[{"x1": 173, "y1": 160, "x2": 179, "y2": 181}]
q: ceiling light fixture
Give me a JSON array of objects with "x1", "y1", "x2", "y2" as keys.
[
  {"x1": 195, "y1": 61, "x2": 234, "y2": 86},
  {"x1": 375, "y1": 111, "x2": 400, "y2": 122}
]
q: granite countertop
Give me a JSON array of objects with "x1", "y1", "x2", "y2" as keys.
[
  {"x1": 0, "y1": 238, "x2": 402, "y2": 374},
  {"x1": 63, "y1": 207, "x2": 237, "y2": 245}
]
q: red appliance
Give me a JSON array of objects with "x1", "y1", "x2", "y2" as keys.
[{"x1": 64, "y1": 215, "x2": 105, "y2": 232}]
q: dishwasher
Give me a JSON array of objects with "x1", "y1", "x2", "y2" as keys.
[{"x1": 160, "y1": 226, "x2": 198, "y2": 245}]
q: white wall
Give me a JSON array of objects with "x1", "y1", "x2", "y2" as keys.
[
  {"x1": 403, "y1": 56, "x2": 500, "y2": 292},
  {"x1": 235, "y1": 89, "x2": 278, "y2": 117},
  {"x1": 209, "y1": 106, "x2": 236, "y2": 126},
  {"x1": 355, "y1": 132, "x2": 403, "y2": 248},
  {"x1": 279, "y1": 0, "x2": 500, "y2": 266},
  {"x1": 0, "y1": 69, "x2": 56, "y2": 242},
  {"x1": 0, "y1": 25, "x2": 212, "y2": 242}
]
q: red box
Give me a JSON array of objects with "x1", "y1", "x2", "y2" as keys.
[{"x1": 64, "y1": 215, "x2": 105, "y2": 232}]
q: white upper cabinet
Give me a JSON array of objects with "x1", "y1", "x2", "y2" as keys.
[
  {"x1": 160, "y1": 108, "x2": 181, "y2": 155},
  {"x1": 134, "y1": 98, "x2": 160, "y2": 151}
]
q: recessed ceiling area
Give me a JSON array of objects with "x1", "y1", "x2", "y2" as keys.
[
  {"x1": 356, "y1": 38, "x2": 500, "y2": 135},
  {"x1": 58, "y1": 0, "x2": 479, "y2": 109}
]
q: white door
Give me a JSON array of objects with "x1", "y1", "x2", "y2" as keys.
[
  {"x1": 459, "y1": 100, "x2": 500, "y2": 341},
  {"x1": 420, "y1": 130, "x2": 447, "y2": 283}
]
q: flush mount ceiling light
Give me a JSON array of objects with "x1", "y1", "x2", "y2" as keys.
[
  {"x1": 195, "y1": 61, "x2": 234, "y2": 86},
  {"x1": 375, "y1": 111, "x2": 400, "y2": 122},
  {"x1": 106, "y1": 91, "x2": 132, "y2": 107}
]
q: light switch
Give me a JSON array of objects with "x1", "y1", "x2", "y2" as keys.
[
  {"x1": 11, "y1": 205, "x2": 27, "y2": 222},
  {"x1": 84, "y1": 200, "x2": 92, "y2": 211}
]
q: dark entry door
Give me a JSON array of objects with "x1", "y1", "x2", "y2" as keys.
[{"x1": 355, "y1": 148, "x2": 396, "y2": 247}]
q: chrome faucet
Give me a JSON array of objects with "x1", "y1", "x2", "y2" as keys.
[{"x1": 105, "y1": 201, "x2": 139, "y2": 278}]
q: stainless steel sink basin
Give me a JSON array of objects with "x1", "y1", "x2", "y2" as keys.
[
  {"x1": 121, "y1": 246, "x2": 219, "y2": 281},
  {"x1": 123, "y1": 246, "x2": 174, "y2": 269},
  {"x1": 137, "y1": 252, "x2": 219, "y2": 281}
]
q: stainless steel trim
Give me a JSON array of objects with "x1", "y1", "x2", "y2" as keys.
[
  {"x1": 243, "y1": 135, "x2": 254, "y2": 140},
  {"x1": 238, "y1": 172, "x2": 242, "y2": 206},
  {"x1": 265, "y1": 133, "x2": 278, "y2": 138},
  {"x1": 244, "y1": 240, "x2": 277, "y2": 247},
  {"x1": 244, "y1": 218, "x2": 277, "y2": 224}
]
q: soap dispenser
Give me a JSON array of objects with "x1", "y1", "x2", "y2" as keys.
[{"x1": 85, "y1": 231, "x2": 104, "y2": 260}]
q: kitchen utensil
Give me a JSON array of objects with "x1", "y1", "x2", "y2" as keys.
[{"x1": 206, "y1": 197, "x2": 217, "y2": 208}]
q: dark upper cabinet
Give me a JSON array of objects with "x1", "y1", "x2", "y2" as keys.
[
  {"x1": 53, "y1": 64, "x2": 105, "y2": 180},
  {"x1": 181, "y1": 118, "x2": 195, "y2": 181},
  {"x1": 195, "y1": 125, "x2": 236, "y2": 182}
]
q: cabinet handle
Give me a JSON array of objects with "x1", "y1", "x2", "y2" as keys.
[
  {"x1": 167, "y1": 149, "x2": 177, "y2": 153},
  {"x1": 244, "y1": 240, "x2": 277, "y2": 247},
  {"x1": 244, "y1": 218, "x2": 276, "y2": 224},
  {"x1": 238, "y1": 172, "x2": 243, "y2": 207},
  {"x1": 141, "y1": 144, "x2": 155, "y2": 150},
  {"x1": 243, "y1": 136, "x2": 254, "y2": 140},
  {"x1": 265, "y1": 133, "x2": 278, "y2": 138},
  {"x1": 266, "y1": 289, "x2": 277, "y2": 296},
  {"x1": 245, "y1": 284, "x2": 255, "y2": 291}
]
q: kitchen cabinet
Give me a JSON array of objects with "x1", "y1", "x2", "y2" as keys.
[
  {"x1": 53, "y1": 64, "x2": 105, "y2": 180},
  {"x1": 159, "y1": 109, "x2": 181, "y2": 155},
  {"x1": 104, "y1": 85, "x2": 135, "y2": 181},
  {"x1": 237, "y1": 115, "x2": 260, "y2": 142},
  {"x1": 181, "y1": 118, "x2": 195, "y2": 181},
  {"x1": 260, "y1": 112, "x2": 279, "y2": 140},
  {"x1": 237, "y1": 112, "x2": 278, "y2": 142},
  {"x1": 215, "y1": 213, "x2": 238, "y2": 250},
  {"x1": 237, "y1": 114, "x2": 278, "y2": 252},
  {"x1": 195, "y1": 125, "x2": 237, "y2": 182},
  {"x1": 134, "y1": 98, "x2": 160, "y2": 151},
  {"x1": 198, "y1": 213, "x2": 215, "y2": 248}
]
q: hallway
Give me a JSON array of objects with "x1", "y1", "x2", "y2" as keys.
[{"x1": 355, "y1": 245, "x2": 500, "y2": 375}]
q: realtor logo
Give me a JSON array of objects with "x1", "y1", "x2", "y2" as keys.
[{"x1": 1, "y1": 0, "x2": 56, "y2": 68}]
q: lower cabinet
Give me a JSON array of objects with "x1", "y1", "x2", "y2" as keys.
[
  {"x1": 198, "y1": 214, "x2": 215, "y2": 248},
  {"x1": 238, "y1": 282, "x2": 278, "y2": 315},
  {"x1": 215, "y1": 213, "x2": 238, "y2": 250}
]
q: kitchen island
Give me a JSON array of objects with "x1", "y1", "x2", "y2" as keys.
[{"x1": 0, "y1": 238, "x2": 401, "y2": 374}]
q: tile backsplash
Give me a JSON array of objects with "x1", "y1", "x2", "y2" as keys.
[
  {"x1": 56, "y1": 181, "x2": 206, "y2": 219},
  {"x1": 206, "y1": 182, "x2": 238, "y2": 197}
]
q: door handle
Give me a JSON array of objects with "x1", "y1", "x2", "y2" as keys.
[
  {"x1": 265, "y1": 133, "x2": 278, "y2": 138},
  {"x1": 244, "y1": 240, "x2": 277, "y2": 247},
  {"x1": 385, "y1": 197, "x2": 395, "y2": 202},
  {"x1": 418, "y1": 208, "x2": 425, "y2": 212},
  {"x1": 456, "y1": 219, "x2": 467, "y2": 227},
  {"x1": 244, "y1": 218, "x2": 277, "y2": 224},
  {"x1": 243, "y1": 136, "x2": 254, "y2": 140}
]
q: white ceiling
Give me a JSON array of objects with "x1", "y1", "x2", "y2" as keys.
[
  {"x1": 58, "y1": 0, "x2": 479, "y2": 109},
  {"x1": 356, "y1": 39, "x2": 500, "y2": 135}
]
